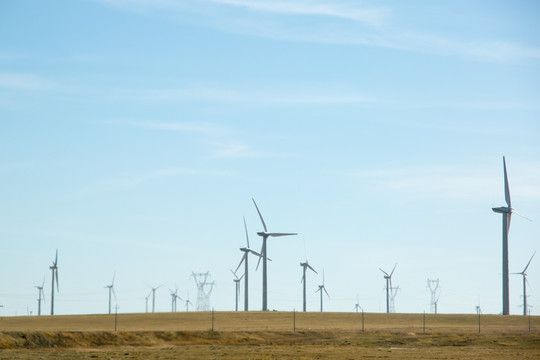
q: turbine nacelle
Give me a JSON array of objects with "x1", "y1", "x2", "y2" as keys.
[{"x1": 492, "y1": 206, "x2": 512, "y2": 214}]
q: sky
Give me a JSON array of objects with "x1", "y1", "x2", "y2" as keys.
[{"x1": 1, "y1": 0, "x2": 539, "y2": 317}]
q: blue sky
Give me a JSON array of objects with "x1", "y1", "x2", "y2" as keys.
[{"x1": 1, "y1": 0, "x2": 539, "y2": 316}]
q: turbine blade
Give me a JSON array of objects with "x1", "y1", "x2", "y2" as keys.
[
  {"x1": 55, "y1": 271, "x2": 59, "y2": 292},
  {"x1": 507, "y1": 212, "x2": 512, "y2": 231},
  {"x1": 523, "y1": 251, "x2": 536, "y2": 273},
  {"x1": 268, "y1": 233, "x2": 298, "y2": 237},
  {"x1": 390, "y1": 263, "x2": 397, "y2": 277},
  {"x1": 239, "y1": 273, "x2": 245, "y2": 281},
  {"x1": 112, "y1": 288, "x2": 117, "y2": 301},
  {"x1": 256, "y1": 249, "x2": 263, "y2": 270},
  {"x1": 503, "y1": 156, "x2": 511, "y2": 208},
  {"x1": 235, "y1": 253, "x2": 247, "y2": 273},
  {"x1": 54, "y1": 249, "x2": 58, "y2": 266},
  {"x1": 243, "y1": 216, "x2": 250, "y2": 248},
  {"x1": 230, "y1": 268, "x2": 238, "y2": 279},
  {"x1": 308, "y1": 264, "x2": 318, "y2": 274},
  {"x1": 324, "y1": 287, "x2": 330, "y2": 299},
  {"x1": 41, "y1": 276, "x2": 45, "y2": 288},
  {"x1": 252, "y1": 198, "x2": 268, "y2": 232},
  {"x1": 513, "y1": 211, "x2": 532, "y2": 222},
  {"x1": 378, "y1": 268, "x2": 388, "y2": 276},
  {"x1": 249, "y1": 249, "x2": 262, "y2": 257},
  {"x1": 112, "y1": 272, "x2": 116, "y2": 287}
]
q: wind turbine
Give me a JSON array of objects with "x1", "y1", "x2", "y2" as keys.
[
  {"x1": 300, "y1": 260, "x2": 317, "y2": 312},
  {"x1": 512, "y1": 251, "x2": 535, "y2": 316},
  {"x1": 144, "y1": 292, "x2": 151, "y2": 313},
  {"x1": 379, "y1": 263, "x2": 396, "y2": 314},
  {"x1": 35, "y1": 277, "x2": 45, "y2": 316},
  {"x1": 184, "y1": 292, "x2": 193, "y2": 312},
  {"x1": 353, "y1": 295, "x2": 362, "y2": 313},
  {"x1": 235, "y1": 216, "x2": 263, "y2": 311},
  {"x1": 492, "y1": 156, "x2": 531, "y2": 315},
  {"x1": 105, "y1": 273, "x2": 116, "y2": 314},
  {"x1": 252, "y1": 198, "x2": 298, "y2": 311},
  {"x1": 230, "y1": 269, "x2": 245, "y2": 311},
  {"x1": 147, "y1": 284, "x2": 164, "y2": 313},
  {"x1": 49, "y1": 250, "x2": 59, "y2": 315},
  {"x1": 169, "y1": 287, "x2": 181, "y2": 312},
  {"x1": 315, "y1": 270, "x2": 330, "y2": 312}
]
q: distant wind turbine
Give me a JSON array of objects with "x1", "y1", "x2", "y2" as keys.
[
  {"x1": 230, "y1": 269, "x2": 245, "y2": 312},
  {"x1": 379, "y1": 263, "x2": 396, "y2": 314},
  {"x1": 169, "y1": 286, "x2": 181, "y2": 312},
  {"x1": 300, "y1": 260, "x2": 317, "y2": 312},
  {"x1": 235, "y1": 216, "x2": 263, "y2": 311},
  {"x1": 315, "y1": 270, "x2": 330, "y2": 312},
  {"x1": 184, "y1": 292, "x2": 193, "y2": 312},
  {"x1": 35, "y1": 277, "x2": 45, "y2": 316},
  {"x1": 512, "y1": 251, "x2": 535, "y2": 316},
  {"x1": 49, "y1": 250, "x2": 59, "y2": 315},
  {"x1": 147, "y1": 284, "x2": 164, "y2": 313},
  {"x1": 144, "y1": 292, "x2": 151, "y2": 313},
  {"x1": 492, "y1": 156, "x2": 531, "y2": 315},
  {"x1": 252, "y1": 198, "x2": 297, "y2": 311},
  {"x1": 105, "y1": 273, "x2": 117, "y2": 314},
  {"x1": 353, "y1": 295, "x2": 362, "y2": 313}
]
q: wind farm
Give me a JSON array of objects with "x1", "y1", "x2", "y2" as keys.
[{"x1": 2, "y1": 2, "x2": 539, "y2": 357}]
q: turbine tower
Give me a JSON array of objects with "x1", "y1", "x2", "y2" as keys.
[
  {"x1": 252, "y1": 198, "x2": 297, "y2": 311},
  {"x1": 105, "y1": 273, "x2": 116, "y2": 314},
  {"x1": 49, "y1": 250, "x2": 59, "y2": 315},
  {"x1": 512, "y1": 251, "x2": 535, "y2": 316},
  {"x1": 427, "y1": 278, "x2": 440, "y2": 314},
  {"x1": 315, "y1": 270, "x2": 330, "y2": 312},
  {"x1": 379, "y1": 263, "x2": 396, "y2": 314},
  {"x1": 35, "y1": 277, "x2": 45, "y2": 316},
  {"x1": 235, "y1": 216, "x2": 262, "y2": 311},
  {"x1": 147, "y1": 284, "x2": 164, "y2": 313},
  {"x1": 231, "y1": 269, "x2": 244, "y2": 311},
  {"x1": 300, "y1": 260, "x2": 317, "y2": 312},
  {"x1": 492, "y1": 156, "x2": 531, "y2": 315}
]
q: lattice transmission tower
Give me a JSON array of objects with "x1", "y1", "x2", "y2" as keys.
[
  {"x1": 427, "y1": 278, "x2": 440, "y2": 314},
  {"x1": 191, "y1": 271, "x2": 215, "y2": 311}
]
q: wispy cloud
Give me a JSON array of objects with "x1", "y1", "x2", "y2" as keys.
[
  {"x1": 352, "y1": 163, "x2": 540, "y2": 202},
  {"x1": 121, "y1": 120, "x2": 288, "y2": 158},
  {"x1": 94, "y1": 0, "x2": 540, "y2": 62},
  {"x1": 0, "y1": 73, "x2": 54, "y2": 90},
  {"x1": 209, "y1": 0, "x2": 390, "y2": 27},
  {"x1": 112, "y1": 87, "x2": 374, "y2": 105},
  {"x1": 81, "y1": 167, "x2": 196, "y2": 194}
]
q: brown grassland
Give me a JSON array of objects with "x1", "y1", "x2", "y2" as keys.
[{"x1": 0, "y1": 311, "x2": 538, "y2": 359}]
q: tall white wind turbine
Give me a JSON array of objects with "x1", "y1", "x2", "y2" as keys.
[
  {"x1": 315, "y1": 270, "x2": 330, "y2": 312},
  {"x1": 300, "y1": 260, "x2": 317, "y2": 312},
  {"x1": 105, "y1": 273, "x2": 116, "y2": 314},
  {"x1": 512, "y1": 251, "x2": 535, "y2": 316},
  {"x1": 379, "y1": 263, "x2": 396, "y2": 314},
  {"x1": 492, "y1": 156, "x2": 531, "y2": 315},
  {"x1": 230, "y1": 269, "x2": 244, "y2": 311},
  {"x1": 252, "y1": 198, "x2": 297, "y2": 311},
  {"x1": 235, "y1": 216, "x2": 262, "y2": 311},
  {"x1": 35, "y1": 277, "x2": 45, "y2": 316},
  {"x1": 49, "y1": 250, "x2": 59, "y2": 315}
]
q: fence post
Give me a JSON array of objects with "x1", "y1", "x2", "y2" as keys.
[{"x1": 293, "y1": 309, "x2": 296, "y2": 332}]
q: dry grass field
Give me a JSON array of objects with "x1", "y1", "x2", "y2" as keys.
[{"x1": 0, "y1": 311, "x2": 538, "y2": 359}]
